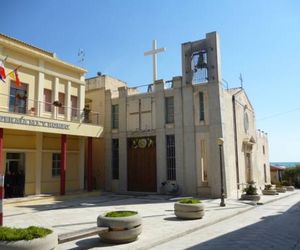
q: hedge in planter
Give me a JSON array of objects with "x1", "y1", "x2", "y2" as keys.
[
  {"x1": 97, "y1": 211, "x2": 142, "y2": 243},
  {"x1": 174, "y1": 198, "x2": 205, "y2": 220},
  {"x1": 262, "y1": 184, "x2": 278, "y2": 195},
  {"x1": 241, "y1": 181, "x2": 261, "y2": 201},
  {"x1": 0, "y1": 226, "x2": 58, "y2": 250}
]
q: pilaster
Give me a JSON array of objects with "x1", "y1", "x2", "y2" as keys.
[{"x1": 154, "y1": 79, "x2": 166, "y2": 191}]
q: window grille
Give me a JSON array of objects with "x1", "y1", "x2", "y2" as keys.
[
  {"x1": 52, "y1": 153, "x2": 60, "y2": 176},
  {"x1": 112, "y1": 139, "x2": 119, "y2": 179},
  {"x1": 112, "y1": 104, "x2": 119, "y2": 129},
  {"x1": 166, "y1": 135, "x2": 176, "y2": 180},
  {"x1": 199, "y1": 92, "x2": 205, "y2": 121}
]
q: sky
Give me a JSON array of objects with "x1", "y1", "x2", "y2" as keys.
[{"x1": 2, "y1": 0, "x2": 300, "y2": 162}]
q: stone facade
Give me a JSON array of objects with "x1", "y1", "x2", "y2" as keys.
[{"x1": 89, "y1": 32, "x2": 270, "y2": 198}]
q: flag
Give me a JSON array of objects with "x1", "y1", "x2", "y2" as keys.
[
  {"x1": 0, "y1": 61, "x2": 6, "y2": 82},
  {"x1": 8, "y1": 69, "x2": 20, "y2": 86}
]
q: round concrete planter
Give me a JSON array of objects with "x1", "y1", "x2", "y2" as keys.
[
  {"x1": 284, "y1": 186, "x2": 295, "y2": 191},
  {"x1": 241, "y1": 194, "x2": 261, "y2": 201},
  {"x1": 276, "y1": 187, "x2": 287, "y2": 193},
  {"x1": 174, "y1": 202, "x2": 205, "y2": 220},
  {"x1": 262, "y1": 189, "x2": 278, "y2": 195},
  {"x1": 97, "y1": 212, "x2": 142, "y2": 243},
  {"x1": 0, "y1": 231, "x2": 58, "y2": 250}
]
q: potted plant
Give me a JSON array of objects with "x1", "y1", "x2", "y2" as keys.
[
  {"x1": 241, "y1": 181, "x2": 261, "y2": 201},
  {"x1": 174, "y1": 198, "x2": 204, "y2": 219},
  {"x1": 262, "y1": 184, "x2": 278, "y2": 195},
  {"x1": 276, "y1": 183, "x2": 287, "y2": 193},
  {"x1": 281, "y1": 180, "x2": 295, "y2": 191},
  {"x1": 97, "y1": 211, "x2": 142, "y2": 243},
  {"x1": 0, "y1": 226, "x2": 57, "y2": 250}
]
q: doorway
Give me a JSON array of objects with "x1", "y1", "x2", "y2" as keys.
[
  {"x1": 5, "y1": 153, "x2": 25, "y2": 198},
  {"x1": 127, "y1": 137, "x2": 157, "y2": 192}
]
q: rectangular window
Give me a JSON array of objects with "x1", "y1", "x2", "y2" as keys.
[
  {"x1": 52, "y1": 153, "x2": 60, "y2": 177},
  {"x1": 71, "y1": 95, "x2": 78, "y2": 118},
  {"x1": 166, "y1": 135, "x2": 176, "y2": 180},
  {"x1": 112, "y1": 104, "x2": 119, "y2": 129},
  {"x1": 43, "y1": 89, "x2": 52, "y2": 112},
  {"x1": 165, "y1": 96, "x2": 174, "y2": 124},
  {"x1": 263, "y1": 145, "x2": 265, "y2": 155},
  {"x1": 264, "y1": 164, "x2": 267, "y2": 183},
  {"x1": 112, "y1": 139, "x2": 119, "y2": 179},
  {"x1": 199, "y1": 92, "x2": 205, "y2": 121},
  {"x1": 9, "y1": 82, "x2": 27, "y2": 114},
  {"x1": 200, "y1": 139, "x2": 208, "y2": 182},
  {"x1": 58, "y1": 92, "x2": 65, "y2": 114}
]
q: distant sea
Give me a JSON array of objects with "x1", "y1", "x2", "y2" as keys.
[{"x1": 271, "y1": 162, "x2": 300, "y2": 168}]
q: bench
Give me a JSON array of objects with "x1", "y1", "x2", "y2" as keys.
[{"x1": 58, "y1": 226, "x2": 109, "y2": 244}]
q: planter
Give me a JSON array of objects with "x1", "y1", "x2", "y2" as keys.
[
  {"x1": 0, "y1": 231, "x2": 57, "y2": 250},
  {"x1": 97, "y1": 211, "x2": 142, "y2": 243},
  {"x1": 283, "y1": 186, "x2": 295, "y2": 191},
  {"x1": 262, "y1": 189, "x2": 278, "y2": 195},
  {"x1": 240, "y1": 194, "x2": 261, "y2": 201},
  {"x1": 276, "y1": 187, "x2": 287, "y2": 193},
  {"x1": 174, "y1": 202, "x2": 205, "y2": 219}
]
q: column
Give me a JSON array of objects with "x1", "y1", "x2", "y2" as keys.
[
  {"x1": 60, "y1": 134, "x2": 67, "y2": 195},
  {"x1": 118, "y1": 86, "x2": 127, "y2": 192},
  {"x1": 104, "y1": 90, "x2": 112, "y2": 191},
  {"x1": 36, "y1": 60, "x2": 45, "y2": 116},
  {"x1": 79, "y1": 137, "x2": 85, "y2": 190},
  {"x1": 52, "y1": 77, "x2": 59, "y2": 119},
  {"x1": 78, "y1": 84, "x2": 85, "y2": 122},
  {"x1": 182, "y1": 82, "x2": 197, "y2": 195},
  {"x1": 0, "y1": 128, "x2": 3, "y2": 175},
  {"x1": 35, "y1": 133, "x2": 42, "y2": 194},
  {"x1": 154, "y1": 79, "x2": 166, "y2": 191},
  {"x1": 66, "y1": 81, "x2": 71, "y2": 121},
  {"x1": 173, "y1": 77, "x2": 184, "y2": 190},
  {"x1": 0, "y1": 128, "x2": 3, "y2": 226},
  {"x1": 87, "y1": 137, "x2": 93, "y2": 191}
]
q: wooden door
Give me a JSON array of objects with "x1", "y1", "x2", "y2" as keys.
[{"x1": 127, "y1": 137, "x2": 157, "y2": 192}]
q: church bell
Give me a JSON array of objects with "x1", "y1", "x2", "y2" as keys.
[{"x1": 196, "y1": 51, "x2": 207, "y2": 69}]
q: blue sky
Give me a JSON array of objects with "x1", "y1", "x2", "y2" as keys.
[{"x1": 2, "y1": 0, "x2": 300, "y2": 161}]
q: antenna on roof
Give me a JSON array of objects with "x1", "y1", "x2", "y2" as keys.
[
  {"x1": 78, "y1": 49, "x2": 85, "y2": 66},
  {"x1": 239, "y1": 73, "x2": 244, "y2": 89}
]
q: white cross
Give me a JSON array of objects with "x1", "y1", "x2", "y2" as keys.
[{"x1": 144, "y1": 40, "x2": 166, "y2": 83}]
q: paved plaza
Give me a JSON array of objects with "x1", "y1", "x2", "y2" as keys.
[{"x1": 3, "y1": 190, "x2": 300, "y2": 249}]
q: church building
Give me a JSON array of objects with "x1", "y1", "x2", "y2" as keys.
[{"x1": 87, "y1": 32, "x2": 270, "y2": 198}]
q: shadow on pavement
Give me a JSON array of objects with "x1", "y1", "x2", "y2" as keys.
[{"x1": 186, "y1": 201, "x2": 300, "y2": 249}]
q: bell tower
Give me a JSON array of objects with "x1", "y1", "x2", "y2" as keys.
[{"x1": 181, "y1": 32, "x2": 222, "y2": 85}]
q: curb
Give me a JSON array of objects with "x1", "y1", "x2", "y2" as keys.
[{"x1": 137, "y1": 191, "x2": 298, "y2": 250}]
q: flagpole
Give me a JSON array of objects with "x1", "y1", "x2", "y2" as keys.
[{"x1": 6, "y1": 65, "x2": 22, "y2": 76}]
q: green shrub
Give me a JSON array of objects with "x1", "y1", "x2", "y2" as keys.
[
  {"x1": 179, "y1": 198, "x2": 201, "y2": 204},
  {"x1": 243, "y1": 182, "x2": 258, "y2": 195},
  {"x1": 0, "y1": 226, "x2": 52, "y2": 241},
  {"x1": 105, "y1": 211, "x2": 137, "y2": 218},
  {"x1": 264, "y1": 184, "x2": 272, "y2": 190},
  {"x1": 281, "y1": 180, "x2": 290, "y2": 186}
]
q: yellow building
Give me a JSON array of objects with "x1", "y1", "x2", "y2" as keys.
[{"x1": 0, "y1": 34, "x2": 103, "y2": 197}]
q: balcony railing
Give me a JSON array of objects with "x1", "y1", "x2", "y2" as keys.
[{"x1": 0, "y1": 92, "x2": 102, "y2": 126}]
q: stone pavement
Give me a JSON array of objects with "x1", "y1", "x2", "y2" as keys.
[
  {"x1": 152, "y1": 191, "x2": 300, "y2": 250},
  {"x1": 3, "y1": 190, "x2": 299, "y2": 250}
]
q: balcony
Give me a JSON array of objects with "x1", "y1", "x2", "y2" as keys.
[{"x1": 0, "y1": 92, "x2": 103, "y2": 137}]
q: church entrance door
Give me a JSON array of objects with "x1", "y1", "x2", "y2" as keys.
[{"x1": 127, "y1": 137, "x2": 157, "y2": 192}]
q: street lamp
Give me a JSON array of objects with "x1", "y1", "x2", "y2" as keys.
[{"x1": 217, "y1": 137, "x2": 226, "y2": 207}]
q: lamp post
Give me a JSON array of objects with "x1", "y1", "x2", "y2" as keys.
[{"x1": 217, "y1": 137, "x2": 226, "y2": 207}]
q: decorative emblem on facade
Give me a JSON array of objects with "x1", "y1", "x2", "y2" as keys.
[{"x1": 130, "y1": 137, "x2": 155, "y2": 149}]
